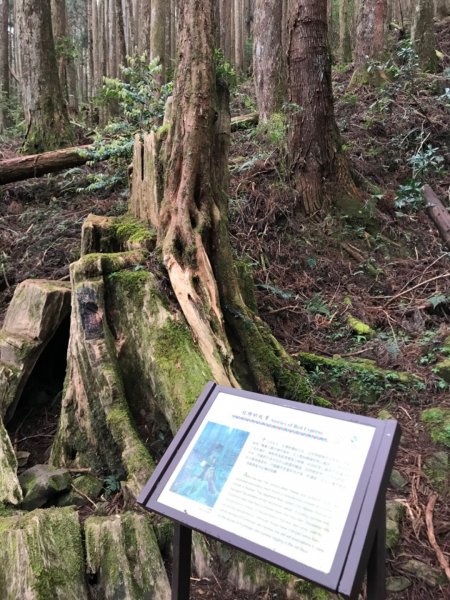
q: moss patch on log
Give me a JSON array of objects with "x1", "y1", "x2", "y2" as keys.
[
  {"x1": 421, "y1": 408, "x2": 450, "y2": 448},
  {"x1": 85, "y1": 512, "x2": 171, "y2": 600},
  {"x1": 0, "y1": 507, "x2": 87, "y2": 599}
]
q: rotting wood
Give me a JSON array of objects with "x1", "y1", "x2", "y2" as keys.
[
  {"x1": 423, "y1": 184, "x2": 450, "y2": 250},
  {"x1": 0, "y1": 144, "x2": 95, "y2": 185},
  {"x1": 230, "y1": 111, "x2": 259, "y2": 130}
]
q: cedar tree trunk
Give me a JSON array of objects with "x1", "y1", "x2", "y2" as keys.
[
  {"x1": 158, "y1": 0, "x2": 312, "y2": 397},
  {"x1": 253, "y1": 0, "x2": 286, "y2": 121},
  {"x1": 15, "y1": 0, "x2": 74, "y2": 152},
  {"x1": 287, "y1": 0, "x2": 360, "y2": 215},
  {"x1": 351, "y1": 0, "x2": 387, "y2": 85}
]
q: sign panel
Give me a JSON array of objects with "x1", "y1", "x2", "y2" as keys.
[{"x1": 139, "y1": 383, "x2": 400, "y2": 596}]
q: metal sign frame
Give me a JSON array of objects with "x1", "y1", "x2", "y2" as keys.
[{"x1": 138, "y1": 382, "x2": 400, "y2": 600}]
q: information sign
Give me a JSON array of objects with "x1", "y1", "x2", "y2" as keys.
[{"x1": 139, "y1": 382, "x2": 400, "y2": 600}]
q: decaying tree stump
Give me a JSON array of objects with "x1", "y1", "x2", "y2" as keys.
[{"x1": 0, "y1": 279, "x2": 71, "y2": 422}]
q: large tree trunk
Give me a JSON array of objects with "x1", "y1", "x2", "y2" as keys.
[
  {"x1": 253, "y1": 0, "x2": 286, "y2": 122},
  {"x1": 287, "y1": 0, "x2": 360, "y2": 215},
  {"x1": 15, "y1": 0, "x2": 74, "y2": 153}
]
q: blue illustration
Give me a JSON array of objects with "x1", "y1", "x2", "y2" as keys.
[{"x1": 170, "y1": 421, "x2": 249, "y2": 508}]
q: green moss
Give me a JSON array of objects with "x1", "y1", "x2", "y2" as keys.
[
  {"x1": 113, "y1": 215, "x2": 156, "y2": 247},
  {"x1": 421, "y1": 408, "x2": 450, "y2": 448},
  {"x1": 154, "y1": 320, "x2": 213, "y2": 425},
  {"x1": 299, "y1": 351, "x2": 423, "y2": 403},
  {"x1": 1, "y1": 508, "x2": 86, "y2": 599},
  {"x1": 347, "y1": 315, "x2": 375, "y2": 337},
  {"x1": 242, "y1": 555, "x2": 329, "y2": 598},
  {"x1": 235, "y1": 260, "x2": 257, "y2": 313},
  {"x1": 423, "y1": 452, "x2": 449, "y2": 496},
  {"x1": 108, "y1": 270, "x2": 153, "y2": 303}
]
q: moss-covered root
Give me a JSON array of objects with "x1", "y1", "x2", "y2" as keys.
[
  {"x1": 85, "y1": 512, "x2": 171, "y2": 600},
  {"x1": 0, "y1": 417, "x2": 22, "y2": 505},
  {"x1": 298, "y1": 351, "x2": 423, "y2": 403},
  {"x1": 0, "y1": 507, "x2": 88, "y2": 600},
  {"x1": 231, "y1": 313, "x2": 314, "y2": 404},
  {"x1": 51, "y1": 254, "x2": 154, "y2": 497}
]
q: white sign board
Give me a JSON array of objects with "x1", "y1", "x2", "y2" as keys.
[{"x1": 157, "y1": 392, "x2": 375, "y2": 574}]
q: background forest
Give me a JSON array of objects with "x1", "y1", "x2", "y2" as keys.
[{"x1": 0, "y1": 0, "x2": 450, "y2": 599}]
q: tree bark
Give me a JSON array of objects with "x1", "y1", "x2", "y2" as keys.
[
  {"x1": 15, "y1": 0, "x2": 74, "y2": 152},
  {"x1": 287, "y1": 0, "x2": 360, "y2": 215},
  {"x1": 253, "y1": 0, "x2": 286, "y2": 121},
  {"x1": 423, "y1": 184, "x2": 450, "y2": 250}
]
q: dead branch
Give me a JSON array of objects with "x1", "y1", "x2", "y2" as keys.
[
  {"x1": 425, "y1": 494, "x2": 450, "y2": 581},
  {"x1": 423, "y1": 184, "x2": 450, "y2": 250}
]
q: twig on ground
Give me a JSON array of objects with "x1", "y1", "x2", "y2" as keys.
[
  {"x1": 425, "y1": 494, "x2": 450, "y2": 581},
  {"x1": 71, "y1": 483, "x2": 97, "y2": 508},
  {"x1": 383, "y1": 272, "x2": 450, "y2": 306}
]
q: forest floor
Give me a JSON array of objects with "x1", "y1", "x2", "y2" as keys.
[{"x1": 1, "y1": 19, "x2": 450, "y2": 600}]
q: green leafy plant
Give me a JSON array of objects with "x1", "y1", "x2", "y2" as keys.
[
  {"x1": 408, "y1": 144, "x2": 445, "y2": 179},
  {"x1": 215, "y1": 48, "x2": 237, "y2": 90},
  {"x1": 305, "y1": 294, "x2": 331, "y2": 317},
  {"x1": 80, "y1": 54, "x2": 172, "y2": 192},
  {"x1": 103, "y1": 474, "x2": 121, "y2": 496},
  {"x1": 394, "y1": 179, "x2": 423, "y2": 210}
]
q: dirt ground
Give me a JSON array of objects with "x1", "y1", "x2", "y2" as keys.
[{"x1": 1, "y1": 20, "x2": 450, "y2": 600}]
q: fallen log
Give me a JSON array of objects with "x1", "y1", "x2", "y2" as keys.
[
  {"x1": 0, "y1": 144, "x2": 94, "y2": 185},
  {"x1": 423, "y1": 184, "x2": 450, "y2": 249},
  {"x1": 230, "y1": 111, "x2": 259, "y2": 131},
  {"x1": 0, "y1": 113, "x2": 259, "y2": 186}
]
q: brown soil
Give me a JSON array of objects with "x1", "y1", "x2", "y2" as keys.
[{"x1": 1, "y1": 20, "x2": 450, "y2": 600}]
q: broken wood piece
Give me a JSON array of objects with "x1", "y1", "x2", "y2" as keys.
[
  {"x1": 423, "y1": 184, "x2": 450, "y2": 250},
  {"x1": 230, "y1": 111, "x2": 259, "y2": 131}
]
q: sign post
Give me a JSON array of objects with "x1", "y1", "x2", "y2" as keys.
[{"x1": 139, "y1": 382, "x2": 400, "y2": 600}]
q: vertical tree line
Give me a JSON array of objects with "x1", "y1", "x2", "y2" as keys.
[{"x1": 0, "y1": 0, "x2": 445, "y2": 154}]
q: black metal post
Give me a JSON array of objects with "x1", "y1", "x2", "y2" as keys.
[
  {"x1": 172, "y1": 523, "x2": 192, "y2": 600},
  {"x1": 366, "y1": 500, "x2": 386, "y2": 600}
]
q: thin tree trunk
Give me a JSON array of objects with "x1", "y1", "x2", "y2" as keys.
[
  {"x1": 351, "y1": 0, "x2": 387, "y2": 84},
  {"x1": 412, "y1": 0, "x2": 438, "y2": 73},
  {"x1": 253, "y1": 0, "x2": 286, "y2": 121},
  {"x1": 339, "y1": 0, "x2": 353, "y2": 62},
  {"x1": 115, "y1": 0, "x2": 127, "y2": 70},
  {"x1": 150, "y1": 0, "x2": 167, "y2": 78},
  {"x1": 0, "y1": 0, "x2": 9, "y2": 131}
]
